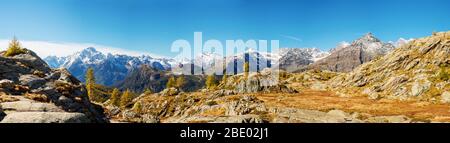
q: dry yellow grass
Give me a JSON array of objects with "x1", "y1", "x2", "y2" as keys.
[
  {"x1": 201, "y1": 107, "x2": 226, "y2": 116},
  {"x1": 256, "y1": 90, "x2": 450, "y2": 122},
  {"x1": 0, "y1": 93, "x2": 20, "y2": 103},
  {"x1": 24, "y1": 93, "x2": 49, "y2": 102}
]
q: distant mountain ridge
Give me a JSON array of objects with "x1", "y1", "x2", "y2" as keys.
[
  {"x1": 331, "y1": 31, "x2": 450, "y2": 101},
  {"x1": 309, "y1": 33, "x2": 396, "y2": 72},
  {"x1": 43, "y1": 33, "x2": 410, "y2": 88},
  {"x1": 44, "y1": 47, "x2": 175, "y2": 86}
]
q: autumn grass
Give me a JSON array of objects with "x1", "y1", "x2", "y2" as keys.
[
  {"x1": 256, "y1": 90, "x2": 450, "y2": 122},
  {"x1": 24, "y1": 93, "x2": 49, "y2": 102},
  {"x1": 0, "y1": 92, "x2": 19, "y2": 103}
]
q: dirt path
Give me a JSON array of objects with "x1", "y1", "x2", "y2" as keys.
[{"x1": 256, "y1": 90, "x2": 450, "y2": 122}]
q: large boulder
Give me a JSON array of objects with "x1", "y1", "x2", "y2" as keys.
[
  {"x1": 7, "y1": 49, "x2": 51, "y2": 73},
  {"x1": 410, "y1": 80, "x2": 432, "y2": 96},
  {"x1": 0, "y1": 112, "x2": 89, "y2": 123},
  {"x1": 0, "y1": 100, "x2": 63, "y2": 113},
  {"x1": 0, "y1": 48, "x2": 108, "y2": 123},
  {"x1": 225, "y1": 71, "x2": 298, "y2": 94},
  {"x1": 19, "y1": 74, "x2": 46, "y2": 89},
  {"x1": 159, "y1": 87, "x2": 180, "y2": 96},
  {"x1": 441, "y1": 91, "x2": 450, "y2": 103},
  {"x1": 0, "y1": 79, "x2": 15, "y2": 92}
]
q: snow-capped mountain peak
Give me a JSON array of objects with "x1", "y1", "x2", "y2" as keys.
[
  {"x1": 44, "y1": 47, "x2": 174, "y2": 86},
  {"x1": 68, "y1": 47, "x2": 105, "y2": 65}
]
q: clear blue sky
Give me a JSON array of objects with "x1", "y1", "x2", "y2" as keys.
[{"x1": 0, "y1": 0, "x2": 449, "y2": 57}]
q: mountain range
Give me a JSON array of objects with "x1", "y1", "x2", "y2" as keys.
[
  {"x1": 44, "y1": 47, "x2": 175, "y2": 86},
  {"x1": 43, "y1": 33, "x2": 409, "y2": 89},
  {"x1": 43, "y1": 47, "x2": 329, "y2": 86},
  {"x1": 309, "y1": 33, "x2": 397, "y2": 72}
]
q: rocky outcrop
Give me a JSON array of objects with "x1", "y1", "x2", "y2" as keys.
[
  {"x1": 0, "y1": 48, "x2": 107, "y2": 123},
  {"x1": 111, "y1": 90, "x2": 269, "y2": 123},
  {"x1": 270, "y1": 108, "x2": 364, "y2": 123},
  {"x1": 159, "y1": 87, "x2": 181, "y2": 96},
  {"x1": 110, "y1": 90, "x2": 418, "y2": 123},
  {"x1": 330, "y1": 31, "x2": 450, "y2": 101},
  {"x1": 310, "y1": 33, "x2": 395, "y2": 72},
  {"x1": 441, "y1": 91, "x2": 450, "y2": 103},
  {"x1": 221, "y1": 70, "x2": 298, "y2": 94},
  {"x1": 285, "y1": 70, "x2": 340, "y2": 91},
  {"x1": 1, "y1": 112, "x2": 89, "y2": 123}
]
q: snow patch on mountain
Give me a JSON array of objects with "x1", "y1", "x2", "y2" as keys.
[
  {"x1": 389, "y1": 38, "x2": 414, "y2": 47},
  {"x1": 44, "y1": 47, "x2": 174, "y2": 85}
]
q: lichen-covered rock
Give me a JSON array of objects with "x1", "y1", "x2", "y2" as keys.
[
  {"x1": 0, "y1": 112, "x2": 89, "y2": 123},
  {"x1": 441, "y1": 91, "x2": 450, "y2": 103},
  {"x1": 19, "y1": 74, "x2": 46, "y2": 89},
  {"x1": 366, "y1": 115, "x2": 412, "y2": 123},
  {"x1": 7, "y1": 49, "x2": 51, "y2": 73},
  {"x1": 0, "y1": 79, "x2": 15, "y2": 90},
  {"x1": 223, "y1": 70, "x2": 298, "y2": 94},
  {"x1": 0, "y1": 48, "x2": 108, "y2": 123},
  {"x1": 141, "y1": 114, "x2": 160, "y2": 123},
  {"x1": 0, "y1": 100, "x2": 63, "y2": 113},
  {"x1": 410, "y1": 80, "x2": 431, "y2": 96},
  {"x1": 159, "y1": 87, "x2": 180, "y2": 96},
  {"x1": 167, "y1": 114, "x2": 266, "y2": 123}
]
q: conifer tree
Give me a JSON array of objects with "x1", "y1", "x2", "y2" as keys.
[
  {"x1": 85, "y1": 67, "x2": 96, "y2": 101},
  {"x1": 175, "y1": 75, "x2": 186, "y2": 89},
  {"x1": 221, "y1": 74, "x2": 228, "y2": 84},
  {"x1": 5, "y1": 37, "x2": 25, "y2": 57},
  {"x1": 243, "y1": 62, "x2": 250, "y2": 77},
  {"x1": 110, "y1": 88, "x2": 121, "y2": 106},
  {"x1": 205, "y1": 74, "x2": 218, "y2": 89},
  {"x1": 132, "y1": 101, "x2": 142, "y2": 113},
  {"x1": 166, "y1": 76, "x2": 176, "y2": 88},
  {"x1": 120, "y1": 89, "x2": 133, "y2": 108},
  {"x1": 143, "y1": 88, "x2": 153, "y2": 95}
]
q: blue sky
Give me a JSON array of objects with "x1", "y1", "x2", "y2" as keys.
[{"x1": 0, "y1": 0, "x2": 449, "y2": 57}]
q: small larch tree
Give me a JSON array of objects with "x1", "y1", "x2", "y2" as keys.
[
  {"x1": 85, "y1": 67, "x2": 97, "y2": 101},
  {"x1": 438, "y1": 67, "x2": 449, "y2": 81},
  {"x1": 120, "y1": 89, "x2": 133, "y2": 108},
  {"x1": 175, "y1": 75, "x2": 186, "y2": 89},
  {"x1": 221, "y1": 74, "x2": 228, "y2": 84},
  {"x1": 166, "y1": 76, "x2": 176, "y2": 89},
  {"x1": 205, "y1": 74, "x2": 218, "y2": 89},
  {"x1": 110, "y1": 88, "x2": 121, "y2": 106},
  {"x1": 143, "y1": 88, "x2": 153, "y2": 95},
  {"x1": 132, "y1": 101, "x2": 142, "y2": 113},
  {"x1": 243, "y1": 62, "x2": 250, "y2": 77},
  {"x1": 4, "y1": 37, "x2": 26, "y2": 57}
]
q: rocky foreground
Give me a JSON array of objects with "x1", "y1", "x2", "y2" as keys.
[
  {"x1": 107, "y1": 31, "x2": 449, "y2": 123},
  {"x1": 106, "y1": 70, "x2": 448, "y2": 123},
  {"x1": 0, "y1": 49, "x2": 107, "y2": 123},
  {"x1": 109, "y1": 88, "x2": 450, "y2": 123},
  {"x1": 1, "y1": 31, "x2": 449, "y2": 123}
]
